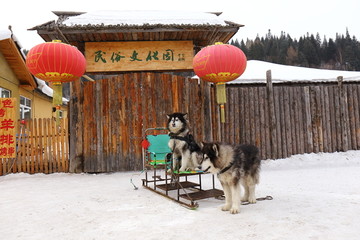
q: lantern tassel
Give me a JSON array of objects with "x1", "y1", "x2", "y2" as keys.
[
  {"x1": 216, "y1": 82, "x2": 226, "y2": 123},
  {"x1": 52, "y1": 82, "x2": 62, "y2": 126}
]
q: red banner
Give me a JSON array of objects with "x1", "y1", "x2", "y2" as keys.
[{"x1": 0, "y1": 98, "x2": 16, "y2": 158}]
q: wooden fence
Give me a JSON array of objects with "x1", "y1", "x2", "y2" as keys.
[
  {"x1": 3, "y1": 73, "x2": 359, "y2": 175},
  {"x1": 0, "y1": 118, "x2": 69, "y2": 176},
  {"x1": 69, "y1": 72, "x2": 360, "y2": 173},
  {"x1": 221, "y1": 77, "x2": 360, "y2": 160}
]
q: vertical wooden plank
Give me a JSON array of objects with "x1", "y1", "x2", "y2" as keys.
[
  {"x1": 203, "y1": 81, "x2": 213, "y2": 142},
  {"x1": 141, "y1": 73, "x2": 150, "y2": 130},
  {"x1": 314, "y1": 86, "x2": 323, "y2": 152},
  {"x1": 65, "y1": 117, "x2": 69, "y2": 172},
  {"x1": 56, "y1": 120, "x2": 62, "y2": 172},
  {"x1": 172, "y1": 74, "x2": 179, "y2": 112},
  {"x1": 328, "y1": 86, "x2": 337, "y2": 152},
  {"x1": 28, "y1": 119, "x2": 34, "y2": 174},
  {"x1": 108, "y1": 77, "x2": 117, "y2": 172},
  {"x1": 322, "y1": 86, "x2": 331, "y2": 152},
  {"x1": 289, "y1": 87, "x2": 296, "y2": 155},
  {"x1": 253, "y1": 87, "x2": 262, "y2": 154},
  {"x1": 47, "y1": 118, "x2": 53, "y2": 173},
  {"x1": 334, "y1": 79, "x2": 343, "y2": 151},
  {"x1": 95, "y1": 79, "x2": 103, "y2": 172},
  {"x1": 303, "y1": 87, "x2": 313, "y2": 153},
  {"x1": 82, "y1": 81, "x2": 89, "y2": 172},
  {"x1": 18, "y1": 121, "x2": 26, "y2": 172},
  {"x1": 338, "y1": 76, "x2": 349, "y2": 151},
  {"x1": 347, "y1": 84, "x2": 357, "y2": 149},
  {"x1": 284, "y1": 87, "x2": 292, "y2": 156},
  {"x1": 60, "y1": 118, "x2": 65, "y2": 172},
  {"x1": 127, "y1": 73, "x2": 135, "y2": 171},
  {"x1": 266, "y1": 71, "x2": 277, "y2": 159},
  {"x1": 228, "y1": 86, "x2": 235, "y2": 144},
  {"x1": 42, "y1": 118, "x2": 49, "y2": 174},
  {"x1": 122, "y1": 74, "x2": 131, "y2": 170},
  {"x1": 354, "y1": 85, "x2": 360, "y2": 148},
  {"x1": 310, "y1": 86, "x2": 319, "y2": 153},
  {"x1": 275, "y1": 86, "x2": 287, "y2": 158},
  {"x1": 133, "y1": 73, "x2": 143, "y2": 170},
  {"x1": 38, "y1": 118, "x2": 44, "y2": 173},
  {"x1": 260, "y1": 86, "x2": 270, "y2": 159},
  {"x1": 69, "y1": 79, "x2": 84, "y2": 173},
  {"x1": 119, "y1": 74, "x2": 127, "y2": 171},
  {"x1": 232, "y1": 86, "x2": 240, "y2": 144},
  {"x1": 34, "y1": 118, "x2": 40, "y2": 173},
  {"x1": 102, "y1": 78, "x2": 110, "y2": 172},
  {"x1": 243, "y1": 87, "x2": 250, "y2": 144},
  {"x1": 249, "y1": 87, "x2": 256, "y2": 145}
]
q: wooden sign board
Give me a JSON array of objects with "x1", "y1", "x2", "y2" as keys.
[
  {"x1": 0, "y1": 98, "x2": 16, "y2": 158},
  {"x1": 85, "y1": 41, "x2": 194, "y2": 72}
]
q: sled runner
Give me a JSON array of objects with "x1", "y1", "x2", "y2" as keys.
[{"x1": 141, "y1": 127, "x2": 224, "y2": 209}]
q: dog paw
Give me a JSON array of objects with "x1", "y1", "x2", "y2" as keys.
[
  {"x1": 230, "y1": 207, "x2": 240, "y2": 214},
  {"x1": 241, "y1": 197, "x2": 248, "y2": 202},
  {"x1": 179, "y1": 167, "x2": 188, "y2": 172},
  {"x1": 221, "y1": 204, "x2": 231, "y2": 211}
]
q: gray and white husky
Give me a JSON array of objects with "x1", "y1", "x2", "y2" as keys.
[
  {"x1": 198, "y1": 142, "x2": 261, "y2": 214},
  {"x1": 167, "y1": 112, "x2": 201, "y2": 172}
]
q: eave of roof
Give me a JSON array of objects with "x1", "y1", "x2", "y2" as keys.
[
  {"x1": 28, "y1": 10, "x2": 243, "y2": 48},
  {"x1": 0, "y1": 37, "x2": 37, "y2": 89}
]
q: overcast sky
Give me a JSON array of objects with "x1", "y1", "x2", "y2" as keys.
[{"x1": 1, "y1": 0, "x2": 359, "y2": 49}]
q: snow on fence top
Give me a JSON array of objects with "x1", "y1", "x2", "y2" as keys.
[{"x1": 192, "y1": 60, "x2": 360, "y2": 84}]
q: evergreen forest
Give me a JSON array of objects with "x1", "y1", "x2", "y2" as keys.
[{"x1": 231, "y1": 29, "x2": 360, "y2": 71}]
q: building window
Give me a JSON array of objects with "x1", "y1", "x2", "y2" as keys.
[
  {"x1": 0, "y1": 87, "x2": 11, "y2": 98},
  {"x1": 20, "y1": 96, "x2": 32, "y2": 119}
]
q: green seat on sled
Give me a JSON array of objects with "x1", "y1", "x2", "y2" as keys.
[{"x1": 146, "y1": 134, "x2": 172, "y2": 167}]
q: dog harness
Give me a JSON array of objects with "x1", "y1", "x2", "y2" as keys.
[
  {"x1": 169, "y1": 133, "x2": 200, "y2": 152},
  {"x1": 218, "y1": 161, "x2": 234, "y2": 175}
]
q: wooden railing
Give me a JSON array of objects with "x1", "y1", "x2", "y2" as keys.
[{"x1": 0, "y1": 118, "x2": 69, "y2": 176}]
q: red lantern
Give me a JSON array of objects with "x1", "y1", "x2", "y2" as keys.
[
  {"x1": 193, "y1": 42, "x2": 247, "y2": 122},
  {"x1": 26, "y1": 40, "x2": 86, "y2": 124}
]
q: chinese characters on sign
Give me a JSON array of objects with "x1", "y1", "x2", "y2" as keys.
[
  {"x1": 0, "y1": 98, "x2": 16, "y2": 158},
  {"x1": 94, "y1": 49, "x2": 181, "y2": 63},
  {"x1": 85, "y1": 41, "x2": 194, "y2": 72}
]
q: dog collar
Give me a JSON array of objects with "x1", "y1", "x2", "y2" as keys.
[{"x1": 218, "y1": 161, "x2": 234, "y2": 175}]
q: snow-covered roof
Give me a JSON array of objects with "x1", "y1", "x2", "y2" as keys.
[
  {"x1": 228, "y1": 60, "x2": 360, "y2": 84},
  {"x1": 35, "y1": 78, "x2": 69, "y2": 103},
  {"x1": 62, "y1": 10, "x2": 235, "y2": 27},
  {"x1": 0, "y1": 29, "x2": 11, "y2": 41}
]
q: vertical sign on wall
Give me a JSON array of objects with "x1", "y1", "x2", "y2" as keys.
[{"x1": 0, "y1": 98, "x2": 16, "y2": 158}]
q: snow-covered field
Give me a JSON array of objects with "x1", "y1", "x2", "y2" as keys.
[{"x1": 1, "y1": 150, "x2": 360, "y2": 240}]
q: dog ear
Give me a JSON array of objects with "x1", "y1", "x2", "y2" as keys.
[
  {"x1": 212, "y1": 143, "x2": 219, "y2": 157},
  {"x1": 183, "y1": 113, "x2": 188, "y2": 120},
  {"x1": 199, "y1": 142, "x2": 204, "y2": 149},
  {"x1": 166, "y1": 114, "x2": 171, "y2": 119}
]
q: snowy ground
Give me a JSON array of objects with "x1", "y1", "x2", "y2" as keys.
[{"x1": 1, "y1": 150, "x2": 360, "y2": 240}]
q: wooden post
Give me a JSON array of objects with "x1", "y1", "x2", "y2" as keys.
[
  {"x1": 69, "y1": 80, "x2": 84, "y2": 173},
  {"x1": 266, "y1": 70, "x2": 277, "y2": 159},
  {"x1": 303, "y1": 87, "x2": 313, "y2": 153},
  {"x1": 338, "y1": 76, "x2": 349, "y2": 151}
]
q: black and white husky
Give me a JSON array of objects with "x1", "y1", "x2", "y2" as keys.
[
  {"x1": 198, "y1": 142, "x2": 261, "y2": 214},
  {"x1": 166, "y1": 112, "x2": 201, "y2": 172}
]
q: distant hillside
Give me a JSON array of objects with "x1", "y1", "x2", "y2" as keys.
[{"x1": 231, "y1": 29, "x2": 360, "y2": 71}]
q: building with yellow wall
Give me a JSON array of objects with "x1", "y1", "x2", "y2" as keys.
[{"x1": 0, "y1": 29, "x2": 67, "y2": 120}]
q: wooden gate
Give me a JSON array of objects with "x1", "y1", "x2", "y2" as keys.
[{"x1": 69, "y1": 73, "x2": 215, "y2": 173}]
